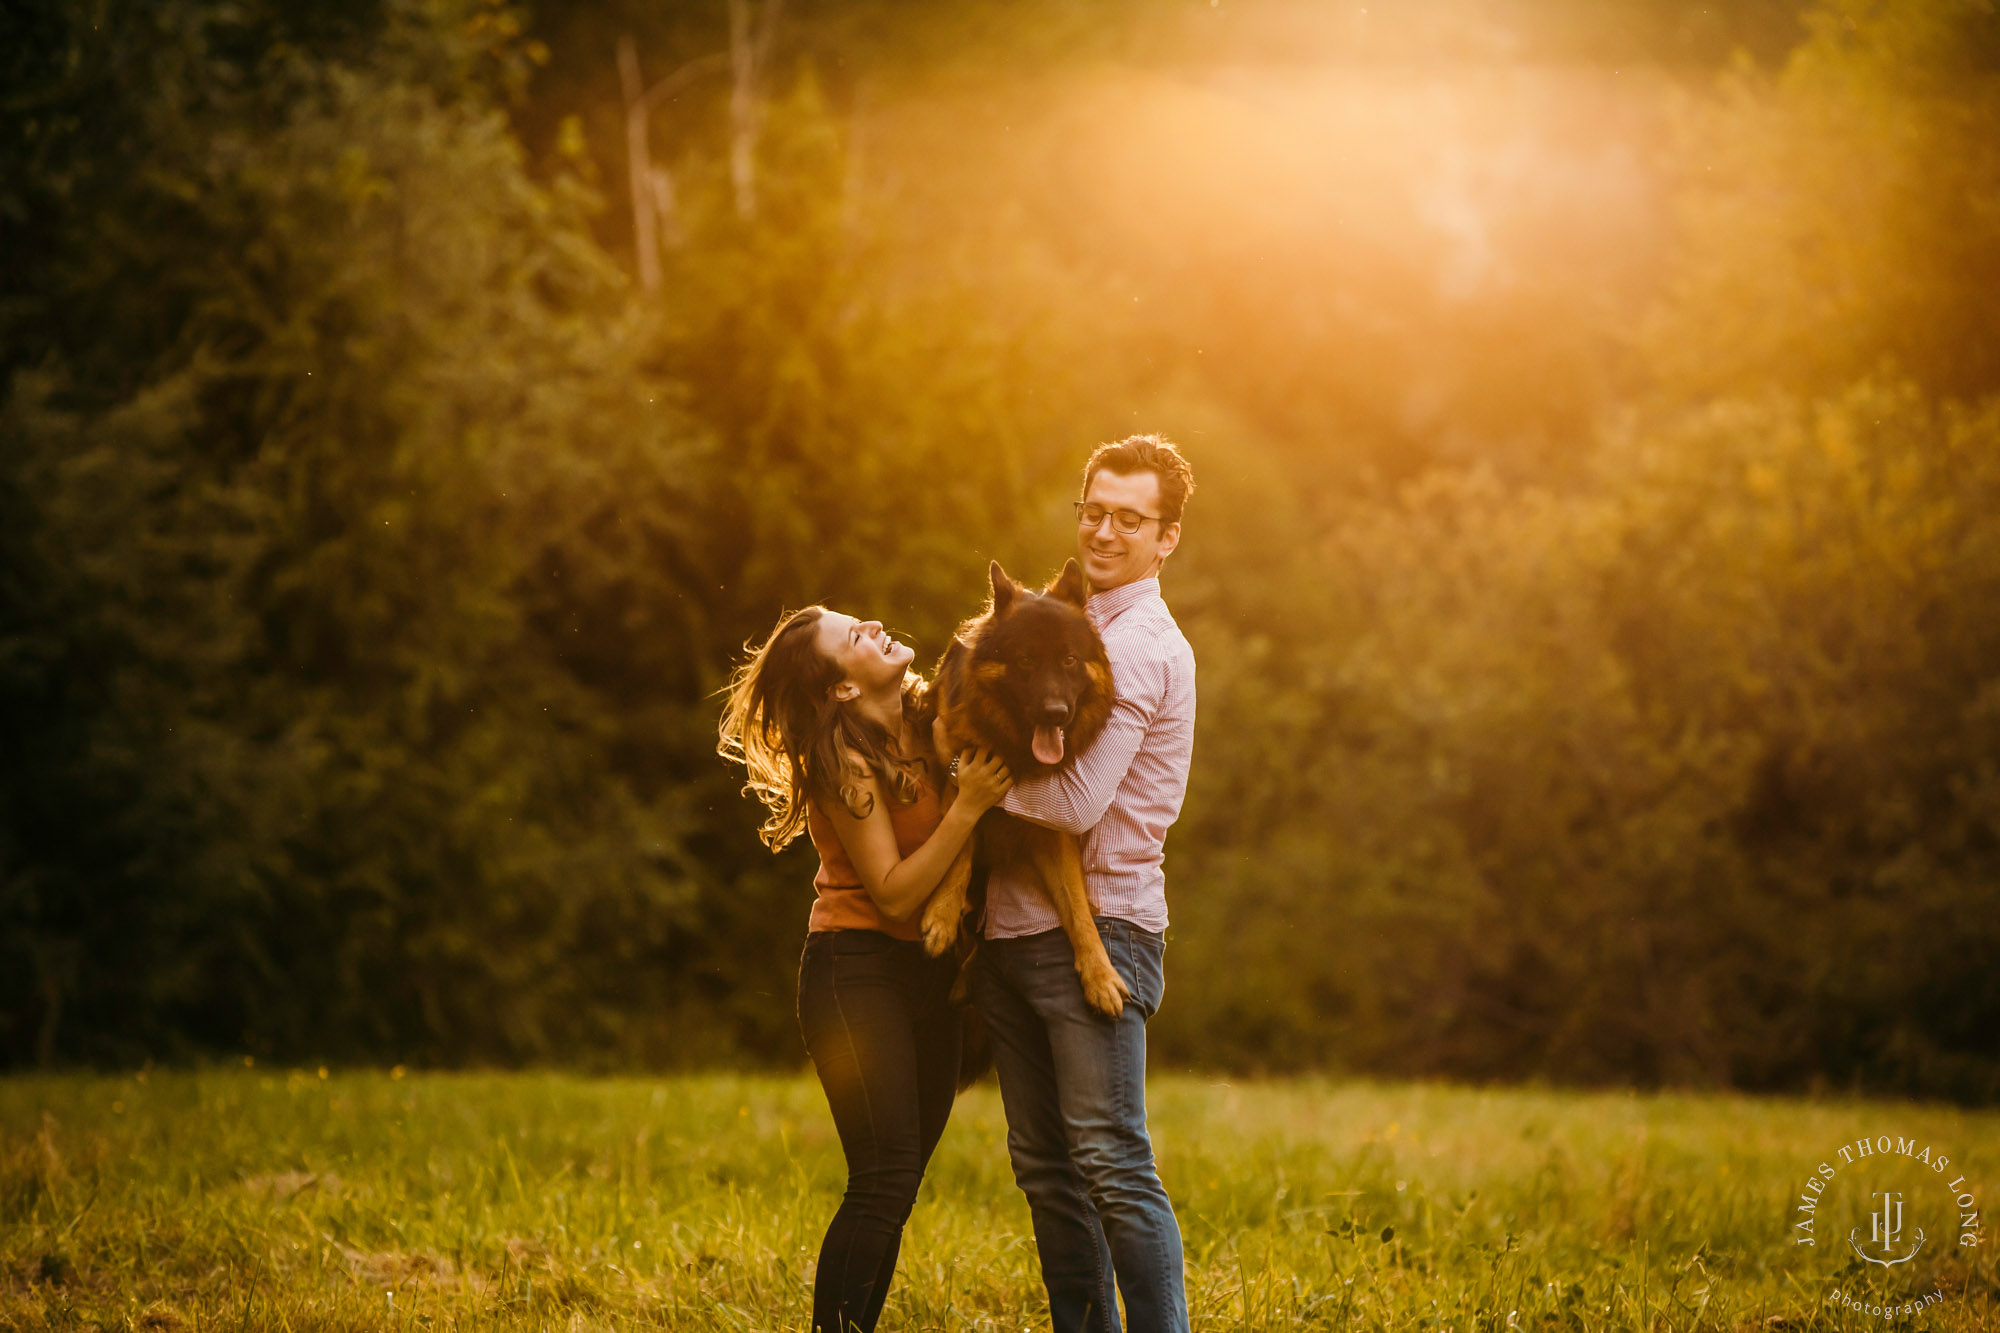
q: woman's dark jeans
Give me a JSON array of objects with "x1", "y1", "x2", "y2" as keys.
[{"x1": 797, "y1": 929, "x2": 961, "y2": 1333}]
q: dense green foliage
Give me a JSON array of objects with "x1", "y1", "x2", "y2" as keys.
[
  {"x1": 3, "y1": 0, "x2": 1997, "y2": 1096},
  {"x1": 2, "y1": 1071, "x2": 1995, "y2": 1329}
]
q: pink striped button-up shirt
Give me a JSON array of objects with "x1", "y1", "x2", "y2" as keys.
[{"x1": 984, "y1": 576, "x2": 1197, "y2": 938}]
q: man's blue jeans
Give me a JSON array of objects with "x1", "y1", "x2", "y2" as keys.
[{"x1": 973, "y1": 918, "x2": 1188, "y2": 1333}]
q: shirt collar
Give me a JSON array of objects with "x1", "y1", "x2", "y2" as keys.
[{"x1": 1086, "y1": 576, "x2": 1160, "y2": 631}]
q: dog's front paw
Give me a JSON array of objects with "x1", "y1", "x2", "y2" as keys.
[
  {"x1": 920, "y1": 897, "x2": 960, "y2": 957},
  {"x1": 1079, "y1": 958, "x2": 1132, "y2": 1019}
]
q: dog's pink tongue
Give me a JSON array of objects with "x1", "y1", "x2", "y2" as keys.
[{"x1": 1031, "y1": 725, "x2": 1065, "y2": 766}]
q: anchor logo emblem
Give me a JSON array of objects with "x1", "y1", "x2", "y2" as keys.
[{"x1": 1850, "y1": 1191, "x2": 1925, "y2": 1267}]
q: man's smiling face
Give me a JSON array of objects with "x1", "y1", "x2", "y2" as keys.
[{"x1": 1076, "y1": 468, "x2": 1181, "y2": 593}]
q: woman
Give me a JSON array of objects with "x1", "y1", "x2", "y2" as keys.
[{"x1": 718, "y1": 605, "x2": 1012, "y2": 1333}]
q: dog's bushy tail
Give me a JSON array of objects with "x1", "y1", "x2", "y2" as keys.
[
  {"x1": 956, "y1": 1002, "x2": 993, "y2": 1091},
  {"x1": 950, "y1": 864, "x2": 993, "y2": 1091}
]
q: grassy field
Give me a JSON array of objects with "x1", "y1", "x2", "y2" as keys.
[{"x1": 0, "y1": 1070, "x2": 1993, "y2": 1331}]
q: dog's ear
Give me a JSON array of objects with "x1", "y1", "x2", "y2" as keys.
[
  {"x1": 1046, "y1": 558, "x2": 1087, "y2": 609},
  {"x1": 988, "y1": 559, "x2": 1018, "y2": 614}
]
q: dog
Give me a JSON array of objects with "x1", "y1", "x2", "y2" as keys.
[{"x1": 918, "y1": 558, "x2": 1134, "y2": 1018}]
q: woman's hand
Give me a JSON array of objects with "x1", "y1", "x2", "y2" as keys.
[{"x1": 954, "y1": 747, "x2": 1014, "y2": 815}]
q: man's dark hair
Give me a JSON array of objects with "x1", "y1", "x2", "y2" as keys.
[{"x1": 1081, "y1": 434, "x2": 1196, "y2": 527}]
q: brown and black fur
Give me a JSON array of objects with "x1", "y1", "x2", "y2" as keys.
[{"x1": 920, "y1": 558, "x2": 1133, "y2": 1019}]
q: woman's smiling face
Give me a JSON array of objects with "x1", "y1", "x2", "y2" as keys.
[{"x1": 814, "y1": 611, "x2": 915, "y2": 695}]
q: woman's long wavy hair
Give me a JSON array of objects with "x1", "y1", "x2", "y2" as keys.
[{"x1": 717, "y1": 606, "x2": 935, "y2": 851}]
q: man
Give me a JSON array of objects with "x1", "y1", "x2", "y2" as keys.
[{"x1": 973, "y1": 433, "x2": 1197, "y2": 1333}]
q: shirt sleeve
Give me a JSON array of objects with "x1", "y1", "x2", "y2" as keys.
[{"x1": 1001, "y1": 635, "x2": 1164, "y2": 835}]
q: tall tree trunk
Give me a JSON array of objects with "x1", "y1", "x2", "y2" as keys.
[
  {"x1": 618, "y1": 35, "x2": 661, "y2": 293},
  {"x1": 729, "y1": 0, "x2": 783, "y2": 222},
  {"x1": 619, "y1": 38, "x2": 730, "y2": 290},
  {"x1": 841, "y1": 82, "x2": 869, "y2": 238}
]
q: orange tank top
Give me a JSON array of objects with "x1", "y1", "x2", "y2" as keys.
[{"x1": 806, "y1": 778, "x2": 945, "y2": 940}]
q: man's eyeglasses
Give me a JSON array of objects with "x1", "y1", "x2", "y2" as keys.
[{"x1": 1073, "y1": 501, "x2": 1165, "y2": 535}]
